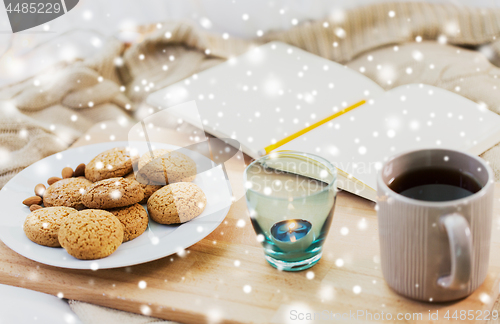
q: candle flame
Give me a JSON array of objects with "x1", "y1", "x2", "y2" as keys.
[{"x1": 288, "y1": 221, "x2": 296, "y2": 231}]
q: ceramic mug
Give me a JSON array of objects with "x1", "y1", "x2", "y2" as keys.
[{"x1": 377, "y1": 148, "x2": 494, "y2": 302}]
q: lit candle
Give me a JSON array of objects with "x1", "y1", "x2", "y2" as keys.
[{"x1": 270, "y1": 219, "x2": 314, "y2": 252}]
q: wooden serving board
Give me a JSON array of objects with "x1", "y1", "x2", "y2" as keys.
[{"x1": 1, "y1": 122, "x2": 500, "y2": 324}]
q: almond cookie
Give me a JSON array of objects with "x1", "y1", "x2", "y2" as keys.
[
  {"x1": 43, "y1": 177, "x2": 92, "y2": 210},
  {"x1": 125, "y1": 172, "x2": 162, "y2": 204},
  {"x1": 108, "y1": 203, "x2": 148, "y2": 242},
  {"x1": 85, "y1": 147, "x2": 132, "y2": 182},
  {"x1": 82, "y1": 177, "x2": 144, "y2": 209},
  {"x1": 58, "y1": 209, "x2": 124, "y2": 260},
  {"x1": 137, "y1": 150, "x2": 197, "y2": 185},
  {"x1": 138, "y1": 149, "x2": 171, "y2": 170},
  {"x1": 23, "y1": 207, "x2": 78, "y2": 247},
  {"x1": 147, "y1": 182, "x2": 206, "y2": 224}
]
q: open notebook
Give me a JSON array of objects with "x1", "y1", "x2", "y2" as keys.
[{"x1": 147, "y1": 41, "x2": 500, "y2": 201}]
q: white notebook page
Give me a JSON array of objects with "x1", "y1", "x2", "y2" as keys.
[
  {"x1": 279, "y1": 84, "x2": 500, "y2": 191},
  {"x1": 147, "y1": 41, "x2": 385, "y2": 157}
]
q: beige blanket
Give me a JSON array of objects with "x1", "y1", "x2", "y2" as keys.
[{"x1": 1, "y1": 2, "x2": 500, "y2": 322}]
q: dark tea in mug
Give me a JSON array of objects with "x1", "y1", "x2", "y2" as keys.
[
  {"x1": 377, "y1": 149, "x2": 494, "y2": 302},
  {"x1": 388, "y1": 166, "x2": 482, "y2": 202}
]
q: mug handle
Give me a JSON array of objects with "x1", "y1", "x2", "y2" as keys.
[{"x1": 437, "y1": 213, "x2": 473, "y2": 290}]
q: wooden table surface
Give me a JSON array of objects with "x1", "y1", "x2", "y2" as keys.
[{"x1": 1, "y1": 121, "x2": 500, "y2": 324}]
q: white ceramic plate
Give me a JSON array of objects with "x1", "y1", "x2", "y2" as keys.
[
  {"x1": 0, "y1": 142, "x2": 232, "y2": 269},
  {"x1": 0, "y1": 284, "x2": 82, "y2": 324}
]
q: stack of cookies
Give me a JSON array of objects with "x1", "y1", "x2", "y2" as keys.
[{"x1": 22, "y1": 146, "x2": 207, "y2": 261}]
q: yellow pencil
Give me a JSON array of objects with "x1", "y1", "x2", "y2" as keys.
[{"x1": 259, "y1": 100, "x2": 367, "y2": 156}]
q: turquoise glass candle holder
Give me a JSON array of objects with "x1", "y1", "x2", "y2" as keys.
[{"x1": 244, "y1": 151, "x2": 337, "y2": 271}]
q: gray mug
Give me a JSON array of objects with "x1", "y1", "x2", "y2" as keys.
[{"x1": 377, "y1": 148, "x2": 494, "y2": 302}]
